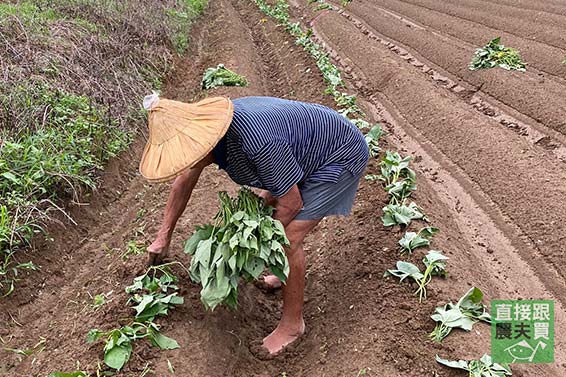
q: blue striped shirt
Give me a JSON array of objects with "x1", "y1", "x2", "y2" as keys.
[{"x1": 213, "y1": 96, "x2": 369, "y2": 197}]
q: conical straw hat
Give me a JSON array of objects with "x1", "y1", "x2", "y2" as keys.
[{"x1": 139, "y1": 94, "x2": 234, "y2": 182}]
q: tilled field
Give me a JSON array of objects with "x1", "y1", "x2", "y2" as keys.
[{"x1": 1, "y1": 0, "x2": 565, "y2": 376}]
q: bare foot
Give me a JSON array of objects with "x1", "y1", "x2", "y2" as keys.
[
  {"x1": 262, "y1": 319, "x2": 305, "y2": 355},
  {"x1": 147, "y1": 236, "x2": 170, "y2": 266},
  {"x1": 255, "y1": 274, "x2": 282, "y2": 291}
]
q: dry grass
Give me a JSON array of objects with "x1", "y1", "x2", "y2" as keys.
[{"x1": 0, "y1": 0, "x2": 207, "y2": 294}]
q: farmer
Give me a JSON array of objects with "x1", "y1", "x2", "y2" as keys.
[{"x1": 140, "y1": 94, "x2": 369, "y2": 356}]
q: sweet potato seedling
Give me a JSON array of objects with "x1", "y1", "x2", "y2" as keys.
[
  {"x1": 436, "y1": 354, "x2": 512, "y2": 377},
  {"x1": 430, "y1": 287, "x2": 491, "y2": 342},
  {"x1": 88, "y1": 263, "x2": 184, "y2": 370},
  {"x1": 379, "y1": 151, "x2": 417, "y2": 204},
  {"x1": 88, "y1": 322, "x2": 179, "y2": 371},
  {"x1": 415, "y1": 251, "x2": 448, "y2": 301},
  {"x1": 384, "y1": 250, "x2": 448, "y2": 301},
  {"x1": 364, "y1": 125, "x2": 383, "y2": 158},
  {"x1": 379, "y1": 151, "x2": 416, "y2": 187},
  {"x1": 382, "y1": 202, "x2": 427, "y2": 227},
  {"x1": 125, "y1": 264, "x2": 184, "y2": 321},
  {"x1": 399, "y1": 227, "x2": 439, "y2": 253}
]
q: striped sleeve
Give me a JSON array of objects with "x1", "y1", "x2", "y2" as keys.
[{"x1": 251, "y1": 140, "x2": 304, "y2": 197}]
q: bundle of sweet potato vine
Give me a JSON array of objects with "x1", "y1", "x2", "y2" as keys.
[{"x1": 184, "y1": 188, "x2": 290, "y2": 309}]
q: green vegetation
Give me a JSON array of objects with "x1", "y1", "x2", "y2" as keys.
[
  {"x1": 185, "y1": 189, "x2": 290, "y2": 309},
  {"x1": 252, "y1": 1, "x2": 500, "y2": 372},
  {"x1": 364, "y1": 125, "x2": 383, "y2": 157},
  {"x1": 47, "y1": 372, "x2": 89, "y2": 377},
  {"x1": 0, "y1": 0, "x2": 207, "y2": 295},
  {"x1": 91, "y1": 294, "x2": 107, "y2": 309},
  {"x1": 202, "y1": 64, "x2": 249, "y2": 89},
  {"x1": 254, "y1": 0, "x2": 364, "y2": 124},
  {"x1": 436, "y1": 354, "x2": 512, "y2": 376},
  {"x1": 469, "y1": 37, "x2": 526, "y2": 71},
  {"x1": 379, "y1": 151, "x2": 417, "y2": 205},
  {"x1": 88, "y1": 264, "x2": 183, "y2": 371},
  {"x1": 399, "y1": 227, "x2": 439, "y2": 253},
  {"x1": 122, "y1": 240, "x2": 147, "y2": 260},
  {"x1": 430, "y1": 287, "x2": 491, "y2": 342},
  {"x1": 125, "y1": 265, "x2": 184, "y2": 322},
  {"x1": 384, "y1": 250, "x2": 448, "y2": 301},
  {"x1": 382, "y1": 202, "x2": 427, "y2": 227}
]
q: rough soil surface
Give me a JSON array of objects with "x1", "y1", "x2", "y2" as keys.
[{"x1": 1, "y1": 0, "x2": 566, "y2": 376}]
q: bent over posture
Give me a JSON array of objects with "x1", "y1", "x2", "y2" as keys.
[{"x1": 140, "y1": 95, "x2": 369, "y2": 356}]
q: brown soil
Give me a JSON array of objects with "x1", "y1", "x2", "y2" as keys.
[{"x1": 2, "y1": 0, "x2": 566, "y2": 376}]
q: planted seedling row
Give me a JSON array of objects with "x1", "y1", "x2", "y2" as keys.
[
  {"x1": 87, "y1": 263, "x2": 184, "y2": 371},
  {"x1": 254, "y1": 0, "x2": 507, "y2": 373},
  {"x1": 252, "y1": 0, "x2": 383, "y2": 145}
]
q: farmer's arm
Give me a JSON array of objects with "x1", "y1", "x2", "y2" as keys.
[
  {"x1": 147, "y1": 154, "x2": 213, "y2": 264},
  {"x1": 272, "y1": 185, "x2": 302, "y2": 227}
]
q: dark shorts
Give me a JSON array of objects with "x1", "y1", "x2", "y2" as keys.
[{"x1": 294, "y1": 169, "x2": 363, "y2": 221}]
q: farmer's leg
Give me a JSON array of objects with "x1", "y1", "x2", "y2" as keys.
[{"x1": 263, "y1": 218, "x2": 320, "y2": 354}]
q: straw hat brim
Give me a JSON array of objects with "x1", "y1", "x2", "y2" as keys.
[{"x1": 139, "y1": 96, "x2": 234, "y2": 183}]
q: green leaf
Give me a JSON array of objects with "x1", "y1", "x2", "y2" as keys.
[
  {"x1": 184, "y1": 225, "x2": 213, "y2": 255},
  {"x1": 429, "y1": 287, "x2": 490, "y2": 342},
  {"x1": 419, "y1": 226, "x2": 439, "y2": 238},
  {"x1": 436, "y1": 354, "x2": 512, "y2": 376},
  {"x1": 384, "y1": 261, "x2": 423, "y2": 282},
  {"x1": 270, "y1": 264, "x2": 288, "y2": 282},
  {"x1": 1, "y1": 171, "x2": 20, "y2": 184},
  {"x1": 382, "y1": 202, "x2": 427, "y2": 227},
  {"x1": 87, "y1": 329, "x2": 104, "y2": 343},
  {"x1": 423, "y1": 250, "x2": 448, "y2": 278},
  {"x1": 47, "y1": 372, "x2": 89, "y2": 377},
  {"x1": 202, "y1": 64, "x2": 248, "y2": 89},
  {"x1": 104, "y1": 342, "x2": 132, "y2": 370},
  {"x1": 194, "y1": 239, "x2": 213, "y2": 266},
  {"x1": 435, "y1": 355, "x2": 469, "y2": 371},
  {"x1": 244, "y1": 257, "x2": 265, "y2": 279},
  {"x1": 149, "y1": 331, "x2": 180, "y2": 350},
  {"x1": 398, "y1": 230, "x2": 432, "y2": 253}
]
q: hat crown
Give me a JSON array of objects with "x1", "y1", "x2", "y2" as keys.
[{"x1": 140, "y1": 96, "x2": 234, "y2": 182}]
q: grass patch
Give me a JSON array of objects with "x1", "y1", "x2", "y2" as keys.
[{"x1": 0, "y1": 0, "x2": 208, "y2": 295}]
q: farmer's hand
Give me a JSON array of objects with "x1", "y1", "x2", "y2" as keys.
[
  {"x1": 147, "y1": 235, "x2": 170, "y2": 266},
  {"x1": 258, "y1": 189, "x2": 277, "y2": 207}
]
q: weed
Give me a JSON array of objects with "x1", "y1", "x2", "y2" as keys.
[
  {"x1": 0, "y1": 0, "x2": 208, "y2": 295},
  {"x1": 121, "y1": 241, "x2": 146, "y2": 260},
  {"x1": 47, "y1": 372, "x2": 89, "y2": 377},
  {"x1": 136, "y1": 208, "x2": 147, "y2": 221}
]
